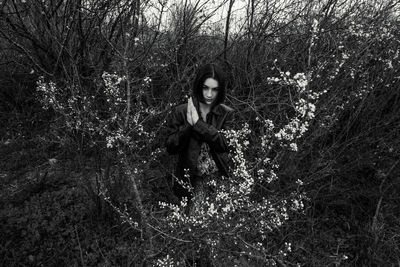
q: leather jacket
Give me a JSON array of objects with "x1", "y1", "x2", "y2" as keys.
[{"x1": 165, "y1": 101, "x2": 234, "y2": 181}]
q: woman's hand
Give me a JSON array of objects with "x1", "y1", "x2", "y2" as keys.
[
  {"x1": 186, "y1": 98, "x2": 193, "y2": 125},
  {"x1": 187, "y1": 97, "x2": 199, "y2": 125}
]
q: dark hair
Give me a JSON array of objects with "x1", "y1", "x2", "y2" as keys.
[{"x1": 192, "y1": 63, "x2": 227, "y2": 105}]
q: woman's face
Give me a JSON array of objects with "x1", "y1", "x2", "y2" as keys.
[{"x1": 202, "y1": 78, "x2": 219, "y2": 105}]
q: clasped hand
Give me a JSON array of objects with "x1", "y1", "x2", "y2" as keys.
[{"x1": 187, "y1": 97, "x2": 199, "y2": 126}]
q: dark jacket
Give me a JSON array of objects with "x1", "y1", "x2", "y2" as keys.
[{"x1": 165, "y1": 100, "x2": 234, "y2": 181}]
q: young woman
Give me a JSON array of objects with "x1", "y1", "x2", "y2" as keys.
[{"x1": 165, "y1": 63, "x2": 234, "y2": 210}]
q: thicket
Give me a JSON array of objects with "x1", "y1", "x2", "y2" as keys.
[{"x1": 1, "y1": 0, "x2": 399, "y2": 266}]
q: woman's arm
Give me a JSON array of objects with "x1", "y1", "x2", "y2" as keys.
[
  {"x1": 164, "y1": 105, "x2": 192, "y2": 155},
  {"x1": 192, "y1": 110, "x2": 234, "y2": 153}
]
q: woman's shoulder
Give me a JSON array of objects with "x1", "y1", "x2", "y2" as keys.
[
  {"x1": 217, "y1": 103, "x2": 234, "y2": 113},
  {"x1": 173, "y1": 103, "x2": 188, "y2": 112},
  {"x1": 167, "y1": 103, "x2": 188, "y2": 118}
]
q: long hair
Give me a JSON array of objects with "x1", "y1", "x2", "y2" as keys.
[{"x1": 192, "y1": 63, "x2": 227, "y2": 105}]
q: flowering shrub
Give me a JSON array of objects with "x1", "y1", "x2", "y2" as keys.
[
  {"x1": 36, "y1": 73, "x2": 156, "y2": 153},
  {"x1": 26, "y1": 1, "x2": 399, "y2": 266},
  {"x1": 154, "y1": 122, "x2": 308, "y2": 265},
  {"x1": 34, "y1": 26, "x2": 323, "y2": 264},
  {"x1": 266, "y1": 71, "x2": 323, "y2": 152},
  {"x1": 1, "y1": 0, "x2": 399, "y2": 267},
  {"x1": 153, "y1": 68, "x2": 319, "y2": 265}
]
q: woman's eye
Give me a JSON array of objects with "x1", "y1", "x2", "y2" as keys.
[{"x1": 203, "y1": 86, "x2": 218, "y2": 91}]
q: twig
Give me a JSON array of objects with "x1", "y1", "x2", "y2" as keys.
[
  {"x1": 147, "y1": 223, "x2": 192, "y2": 243},
  {"x1": 372, "y1": 160, "x2": 399, "y2": 231},
  {"x1": 74, "y1": 226, "x2": 85, "y2": 267}
]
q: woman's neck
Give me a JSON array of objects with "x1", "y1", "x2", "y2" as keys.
[{"x1": 199, "y1": 102, "x2": 212, "y2": 121}]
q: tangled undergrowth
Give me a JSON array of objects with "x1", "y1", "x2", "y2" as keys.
[{"x1": 1, "y1": 0, "x2": 400, "y2": 266}]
